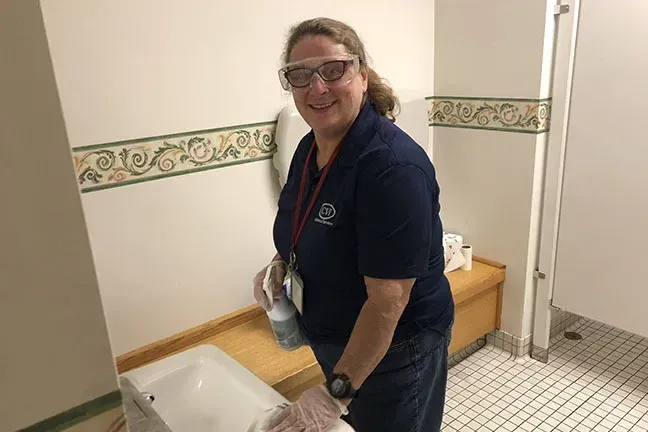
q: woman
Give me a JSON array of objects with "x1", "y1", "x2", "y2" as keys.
[{"x1": 252, "y1": 17, "x2": 454, "y2": 432}]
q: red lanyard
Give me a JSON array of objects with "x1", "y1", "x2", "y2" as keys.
[{"x1": 291, "y1": 140, "x2": 343, "y2": 258}]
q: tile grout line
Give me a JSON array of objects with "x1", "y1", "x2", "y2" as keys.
[
  {"x1": 536, "y1": 326, "x2": 648, "y2": 432},
  {"x1": 442, "y1": 319, "x2": 648, "y2": 431},
  {"x1": 582, "y1": 350, "x2": 648, "y2": 432},
  {"x1": 444, "y1": 343, "x2": 520, "y2": 429},
  {"x1": 444, "y1": 319, "x2": 647, "y2": 432},
  {"x1": 546, "y1": 321, "x2": 646, "y2": 431},
  {"x1": 505, "y1": 320, "x2": 621, "y2": 431},
  {"x1": 635, "y1": 398, "x2": 648, "y2": 431},
  {"x1": 520, "y1": 320, "x2": 647, "y2": 432},
  {"x1": 605, "y1": 376, "x2": 648, "y2": 432},
  {"x1": 526, "y1": 321, "x2": 634, "y2": 430},
  {"x1": 443, "y1": 324, "x2": 585, "y2": 431},
  {"x1": 499, "y1": 321, "x2": 606, "y2": 429},
  {"x1": 573, "y1": 327, "x2": 648, "y2": 431}
]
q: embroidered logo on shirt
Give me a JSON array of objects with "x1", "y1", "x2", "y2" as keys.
[{"x1": 315, "y1": 203, "x2": 336, "y2": 226}]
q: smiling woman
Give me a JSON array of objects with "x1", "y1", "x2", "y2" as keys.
[
  {"x1": 252, "y1": 17, "x2": 455, "y2": 432},
  {"x1": 279, "y1": 18, "x2": 399, "y2": 169},
  {"x1": 282, "y1": 37, "x2": 368, "y2": 168}
]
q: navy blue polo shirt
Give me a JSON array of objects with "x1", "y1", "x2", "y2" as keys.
[{"x1": 273, "y1": 101, "x2": 454, "y2": 346}]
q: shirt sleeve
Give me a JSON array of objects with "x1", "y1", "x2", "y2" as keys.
[{"x1": 356, "y1": 163, "x2": 433, "y2": 279}]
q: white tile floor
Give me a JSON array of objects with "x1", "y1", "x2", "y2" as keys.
[{"x1": 443, "y1": 319, "x2": 648, "y2": 431}]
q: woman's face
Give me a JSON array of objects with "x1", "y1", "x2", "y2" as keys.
[{"x1": 287, "y1": 35, "x2": 368, "y2": 140}]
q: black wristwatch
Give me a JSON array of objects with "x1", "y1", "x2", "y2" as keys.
[{"x1": 326, "y1": 373, "x2": 359, "y2": 400}]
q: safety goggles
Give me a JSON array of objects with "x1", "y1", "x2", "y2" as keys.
[{"x1": 278, "y1": 55, "x2": 360, "y2": 91}]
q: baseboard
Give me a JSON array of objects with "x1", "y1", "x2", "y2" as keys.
[
  {"x1": 487, "y1": 329, "x2": 533, "y2": 357},
  {"x1": 449, "y1": 336, "x2": 487, "y2": 368},
  {"x1": 487, "y1": 312, "x2": 582, "y2": 359}
]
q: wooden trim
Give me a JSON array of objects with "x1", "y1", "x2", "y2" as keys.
[
  {"x1": 473, "y1": 255, "x2": 506, "y2": 269},
  {"x1": 115, "y1": 304, "x2": 265, "y2": 373}
]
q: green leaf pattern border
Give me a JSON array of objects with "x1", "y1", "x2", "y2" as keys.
[
  {"x1": 72, "y1": 121, "x2": 277, "y2": 193},
  {"x1": 426, "y1": 96, "x2": 551, "y2": 134},
  {"x1": 71, "y1": 97, "x2": 551, "y2": 193}
]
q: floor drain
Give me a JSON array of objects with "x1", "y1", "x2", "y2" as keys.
[{"x1": 564, "y1": 331, "x2": 583, "y2": 340}]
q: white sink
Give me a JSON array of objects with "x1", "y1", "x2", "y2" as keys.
[
  {"x1": 121, "y1": 344, "x2": 353, "y2": 431},
  {"x1": 122, "y1": 344, "x2": 285, "y2": 431}
]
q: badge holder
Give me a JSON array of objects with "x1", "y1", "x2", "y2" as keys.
[{"x1": 286, "y1": 252, "x2": 304, "y2": 315}]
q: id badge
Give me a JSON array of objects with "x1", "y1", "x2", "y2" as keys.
[
  {"x1": 290, "y1": 271, "x2": 304, "y2": 315},
  {"x1": 283, "y1": 272, "x2": 292, "y2": 300}
]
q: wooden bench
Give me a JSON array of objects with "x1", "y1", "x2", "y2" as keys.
[{"x1": 117, "y1": 257, "x2": 505, "y2": 402}]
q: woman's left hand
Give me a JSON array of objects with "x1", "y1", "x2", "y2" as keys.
[{"x1": 266, "y1": 385, "x2": 348, "y2": 432}]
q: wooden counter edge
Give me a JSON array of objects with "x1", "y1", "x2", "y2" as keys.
[
  {"x1": 473, "y1": 256, "x2": 506, "y2": 269},
  {"x1": 451, "y1": 270, "x2": 506, "y2": 305}
]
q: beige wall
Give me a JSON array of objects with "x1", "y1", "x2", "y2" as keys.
[
  {"x1": 0, "y1": 0, "x2": 120, "y2": 430},
  {"x1": 40, "y1": 0, "x2": 436, "y2": 355},
  {"x1": 434, "y1": 0, "x2": 553, "y2": 338}
]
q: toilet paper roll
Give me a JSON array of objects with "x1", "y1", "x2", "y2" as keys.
[
  {"x1": 443, "y1": 232, "x2": 464, "y2": 267},
  {"x1": 443, "y1": 232, "x2": 464, "y2": 248},
  {"x1": 444, "y1": 241, "x2": 466, "y2": 273},
  {"x1": 461, "y1": 245, "x2": 473, "y2": 271}
]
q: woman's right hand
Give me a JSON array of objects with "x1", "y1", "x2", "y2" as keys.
[{"x1": 253, "y1": 260, "x2": 286, "y2": 311}]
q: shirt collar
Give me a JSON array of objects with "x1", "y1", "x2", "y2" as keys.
[
  {"x1": 296, "y1": 100, "x2": 380, "y2": 171},
  {"x1": 337, "y1": 100, "x2": 380, "y2": 168}
]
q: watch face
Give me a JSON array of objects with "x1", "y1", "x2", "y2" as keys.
[{"x1": 331, "y1": 378, "x2": 346, "y2": 396}]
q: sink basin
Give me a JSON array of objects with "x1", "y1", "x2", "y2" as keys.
[
  {"x1": 121, "y1": 344, "x2": 353, "y2": 431},
  {"x1": 122, "y1": 344, "x2": 286, "y2": 431}
]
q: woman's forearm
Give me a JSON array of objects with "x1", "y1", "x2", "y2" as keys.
[
  {"x1": 332, "y1": 277, "x2": 414, "y2": 395},
  {"x1": 332, "y1": 299, "x2": 401, "y2": 391}
]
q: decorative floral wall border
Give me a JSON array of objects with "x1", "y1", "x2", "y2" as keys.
[
  {"x1": 72, "y1": 121, "x2": 277, "y2": 193},
  {"x1": 71, "y1": 96, "x2": 551, "y2": 192},
  {"x1": 426, "y1": 96, "x2": 551, "y2": 134}
]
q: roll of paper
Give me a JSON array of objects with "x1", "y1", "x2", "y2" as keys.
[
  {"x1": 443, "y1": 232, "x2": 464, "y2": 267},
  {"x1": 443, "y1": 232, "x2": 464, "y2": 249},
  {"x1": 444, "y1": 241, "x2": 465, "y2": 273},
  {"x1": 461, "y1": 244, "x2": 473, "y2": 271}
]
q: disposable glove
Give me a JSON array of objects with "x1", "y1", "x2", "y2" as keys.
[
  {"x1": 266, "y1": 385, "x2": 348, "y2": 432},
  {"x1": 253, "y1": 260, "x2": 286, "y2": 311}
]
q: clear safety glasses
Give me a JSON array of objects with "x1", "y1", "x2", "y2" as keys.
[{"x1": 278, "y1": 55, "x2": 360, "y2": 91}]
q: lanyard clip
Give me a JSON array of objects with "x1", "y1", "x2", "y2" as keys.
[{"x1": 289, "y1": 250, "x2": 298, "y2": 272}]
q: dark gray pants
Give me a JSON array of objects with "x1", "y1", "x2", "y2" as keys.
[{"x1": 310, "y1": 327, "x2": 450, "y2": 432}]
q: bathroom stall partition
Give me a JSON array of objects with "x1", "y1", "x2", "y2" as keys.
[{"x1": 533, "y1": 0, "x2": 648, "y2": 360}]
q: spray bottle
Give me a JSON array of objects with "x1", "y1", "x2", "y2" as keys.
[{"x1": 263, "y1": 262, "x2": 304, "y2": 351}]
